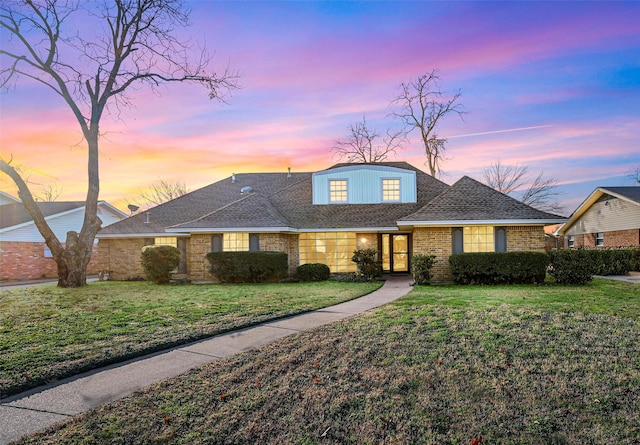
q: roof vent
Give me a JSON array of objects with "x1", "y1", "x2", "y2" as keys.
[
  {"x1": 240, "y1": 186, "x2": 253, "y2": 194},
  {"x1": 232, "y1": 173, "x2": 236, "y2": 183}
]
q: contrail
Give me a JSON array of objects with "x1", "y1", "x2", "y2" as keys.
[{"x1": 446, "y1": 125, "x2": 554, "y2": 139}]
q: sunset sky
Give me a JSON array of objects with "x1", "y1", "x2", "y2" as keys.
[{"x1": 1, "y1": 1, "x2": 639, "y2": 215}]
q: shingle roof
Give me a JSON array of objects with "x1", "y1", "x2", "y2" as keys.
[
  {"x1": 399, "y1": 176, "x2": 565, "y2": 223},
  {"x1": 601, "y1": 186, "x2": 640, "y2": 204},
  {"x1": 99, "y1": 163, "x2": 563, "y2": 237},
  {"x1": 0, "y1": 201, "x2": 86, "y2": 229}
]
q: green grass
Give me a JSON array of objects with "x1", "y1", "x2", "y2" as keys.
[
  {"x1": 0, "y1": 280, "x2": 382, "y2": 398},
  {"x1": 13, "y1": 279, "x2": 640, "y2": 444}
]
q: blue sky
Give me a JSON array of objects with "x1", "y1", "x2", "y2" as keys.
[{"x1": 1, "y1": 1, "x2": 638, "y2": 213}]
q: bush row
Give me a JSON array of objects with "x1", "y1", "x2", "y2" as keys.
[
  {"x1": 141, "y1": 245, "x2": 181, "y2": 284},
  {"x1": 449, "y1": 252, "x2": 549, "y2": 285},
  {"x1": 548, "y1": 248, "x2": 637, "y2": 285},
  {"x1": 206, "y1": 251, "x2": 288, "y2": 283}
]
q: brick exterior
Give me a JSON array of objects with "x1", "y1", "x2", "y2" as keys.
[
  {"x1": 412, "y1": 226, "x2": 546, "y2": 284},
  {"x1": 98, "y1": 233, "x2": 302, "y2": 282},
  {"x1": 567, "y1": 229, "x2": 640, "y2": 249},
  {"x1": 1, "y1": 241, "x2": 101, "y2": 281},
  {"x1": 97, "y1": 226, "x2": 549, "y2": 284},
  {"x1": 96, "y1": 238, "x2": 147, "y2": 280}
]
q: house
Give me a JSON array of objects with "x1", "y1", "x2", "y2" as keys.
[
  {"x1": 0, "y1": 197, "x2": 127, "y2": 281},
  {"x1": 557, "y1": 186, "x2": 640, "y2": 249},
  {"x1": 97, "y1": 162, "x2": 566, "y2": 283}
]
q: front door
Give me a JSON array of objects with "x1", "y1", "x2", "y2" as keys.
[{"x1": 381, "y1": 234, "x2": 410, "y2": 273}]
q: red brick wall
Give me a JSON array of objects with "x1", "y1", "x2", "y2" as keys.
[
  {"x1": 0, "y1": 241, "x2": 101, "y2": 281},
  {"x1": 566, "y1": 229, "x2": 639, "y2": 249}
]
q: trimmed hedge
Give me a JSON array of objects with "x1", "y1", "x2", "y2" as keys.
[
  {"x1": 206, "y1": 251, "x2": 288, "y2": 283},
  {"x1": 141, "y1": 245, "x2": 181, "y2": 284},
  {"x1": 411, "y1": 254, "x2": 437, "y2": 285},
  {"x1": 297, "y1": 263, "x2": 331, "y2": 282},
  {"x1": 449, "y1": 251, "x2": 549, "y2": 285},
  {"x1": 548, "y1": 248, "x2": 636, "y2": 285}
]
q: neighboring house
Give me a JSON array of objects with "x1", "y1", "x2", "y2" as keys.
[
  {"x1": 0, "y1": 191, "x2": 20, "y2": 206},
  {"x1": 557, "y1": 186, "x2": 640, "y2": 249},
  {"x1": 0, "y1": 198, "x2": 127, "y2": 281},
  {"x1": 97, "y1": 162, "x2": 566, "y2": 283}
]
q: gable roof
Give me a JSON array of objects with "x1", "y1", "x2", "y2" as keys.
[
  {"x1": 0, "y1": 201, "x2": 87, "y2": 229},
  {"x1": 99, "y1": 163, "x2": 565, "y2": 238},
  {"x1": 398, "y1": 176, "x2": 566, "y2": 226},
  {"x1": 0, "y1": 191, "x2": 20, "y2": 206},
  {"x1": 557, "y1": 186, "x2": 640, "y2": 235}
]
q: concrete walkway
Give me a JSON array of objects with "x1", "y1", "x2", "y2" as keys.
[{"x1": 0, "y1": 276, "x2": 413, "y2": 444}]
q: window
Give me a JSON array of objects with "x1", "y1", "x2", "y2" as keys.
[
  {"x1": 596, "y1": 232, "x2": 604, "y2": 247},
  {"x1": 43, "y1": 245, "x2": 53, "y2": 258},
  {"x1": 464, "y1": 227, "x2": 495, "y2": 252},
  {"x1": 154, "y1": 237, "x2": 177, "y2": 247},
  {"x1": 382, "y1": 179, "x2": 400, "y2": 201},
  {"x1": 299, "y1": 232, "x2": 357, "y2": 273},
  {"x1": 223, "y1": 233, "x2": 249, "y2": 251},
  {"x1": 249, "y1": 233, "x2": 260, "y2": 251},
  {"x1": 568, "y1": 235, "x2": 575, "y2": 248},
  {"x1": 329, "y1": 180, "x2": 348, "y2": 202},
  {"x1": 452, "y1": 227, "x2": 500, "y2": 253}
]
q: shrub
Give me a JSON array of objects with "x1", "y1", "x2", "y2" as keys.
[
  {"x1": 206, "y1": 251, "x2": 288, "y2": 283},
  {"x1": 351, "y1": 248, "x2": 382, "y2": 281},
  {"x1": 449, "y1": 251, "x2": 549, "y2": 285},
  {"x1": 548, "y1": 248, "x2": 636, "y2": 284},
  {"x1": 547, "y1": 249, "x2": 593, "y2": 285},
  {"x1": 297, "y1": 263, "x2": 331, "y2": 282},
  {"x1": 411, "y1": 254, "x2": 436, "y2": 285},
  {"x1": 140, "y1": 245, "x2": 181, "y2": 284}
]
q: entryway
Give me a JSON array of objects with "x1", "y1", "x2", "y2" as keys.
[{"x1": 380, "y1": 234, "x2": 410, "y2": 273}]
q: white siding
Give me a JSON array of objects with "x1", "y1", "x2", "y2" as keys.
[
  {"x1": 0, "y1": 204, "x2": 125, "y2": 242},
  {"x1": 564, "y1": 197, "x2": 640, "y2": 235}
]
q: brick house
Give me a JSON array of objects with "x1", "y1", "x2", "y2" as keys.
[
  {"x1": 97, "y1": 162, "x2": 566, "y2": 283},
  {"x1": 557, "y1": 186, "x2": 640, "y2": 249},
  {"x1": 0, "y1": 198, "x2": 126, "y2": 281}
]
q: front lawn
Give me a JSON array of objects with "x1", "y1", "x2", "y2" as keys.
[
  {"x1": 0, "y1": 280, "x2": 382, "y2": 398},
  {"x1": 17, "y1": 278, "x2": 640, "y2": 444}
]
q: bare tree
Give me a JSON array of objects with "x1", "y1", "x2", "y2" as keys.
[
  {"x1": 626, "y1": 164, "x2": 640, "y2": 185},
  {"x1": 332, "y1": 115, "x2": 405, "y2": 163},
  {"x1": 483, "y1": 161, "x2": 563, "y2": 214},
  {"x1": 34, "y1": 182, "x2": 64, "y2": 202},
  {"x1": 391, "y1": 69, "x2": 464, "y2": 177},
  {"x1": 0, "y1": 0, "x2": 239, "y2": 287},
  {"x1": 137, "y1": 179, "x2": 189, "y2": 209}
]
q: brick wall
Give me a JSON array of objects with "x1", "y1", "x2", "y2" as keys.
[
  {"x1": 412, "y1": 227, "x2": 453, "y2": 283},
  {"x1": 412, "y1": 226, "x2": 547, "y2": 284},
  {"x1": 98, "y1": 233, "x2": 303, "y2": 282},
  {"x1": 96, "y1": 238, "x2": 147, "y2": 280},
  {"x1": 605, "y1": 229, "x2": 639, "y2": 247},
  {"x1": 1, "y1": 241, "x2": 101, "y2": 281},
  {"x1": 566, "y1": 229, "x2": 640, "y2": 249}
]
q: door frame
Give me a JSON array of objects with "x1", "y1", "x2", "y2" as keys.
[{"x1": 379, "y1": 233, "x2": 412, "y2": 274}]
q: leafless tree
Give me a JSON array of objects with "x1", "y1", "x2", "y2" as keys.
[
  {"x1": 332, "y1": 115, "x2": 405, "y2": 163},
  {"x1": 483, "y1": 161, "x2": 564, "y2": 214},
  {"x1": 626, "y1": 164, "x2": 640, "y2": 185},
  {"x1": 34, "y1": 182, "x2": 64, "y2": 202},
  {"x1": 136, "y1": 179, "x2": 189, "y2": 209},
  {"x1": 0, "y1": 0, "x2": 239, "y2": 287},
  {"x1": 390, "y1": 69, "x2": 464, "y2": 177}
]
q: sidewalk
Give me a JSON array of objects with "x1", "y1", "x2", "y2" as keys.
[{"x1": 0, "y1": 275, "x2": 413, "y2": 445}]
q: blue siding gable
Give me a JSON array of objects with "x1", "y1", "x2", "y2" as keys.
[{"x1": 312, "y1": 165, "x2": 417, "y2": 204}]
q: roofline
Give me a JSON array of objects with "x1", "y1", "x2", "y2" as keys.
[
  {"x1": 166, "y1": 227, "x2": 298, "y2": 233},
  {"x1": 1, "y1": 201, "x2": 127, "y2": 233},
  {"x1": 97, "y1": 232, "x2": 191, "y2": 239},
  {"x1": 397, "y1": 219, "x2": 567, "y2": 227},
  {"x1": 557, "y1": 187, "x2": 640, "y2": 235}
]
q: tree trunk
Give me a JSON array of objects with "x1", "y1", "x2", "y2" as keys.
[{"x1": 54, "y1": 231, "x2": 92, "y2": 287}]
